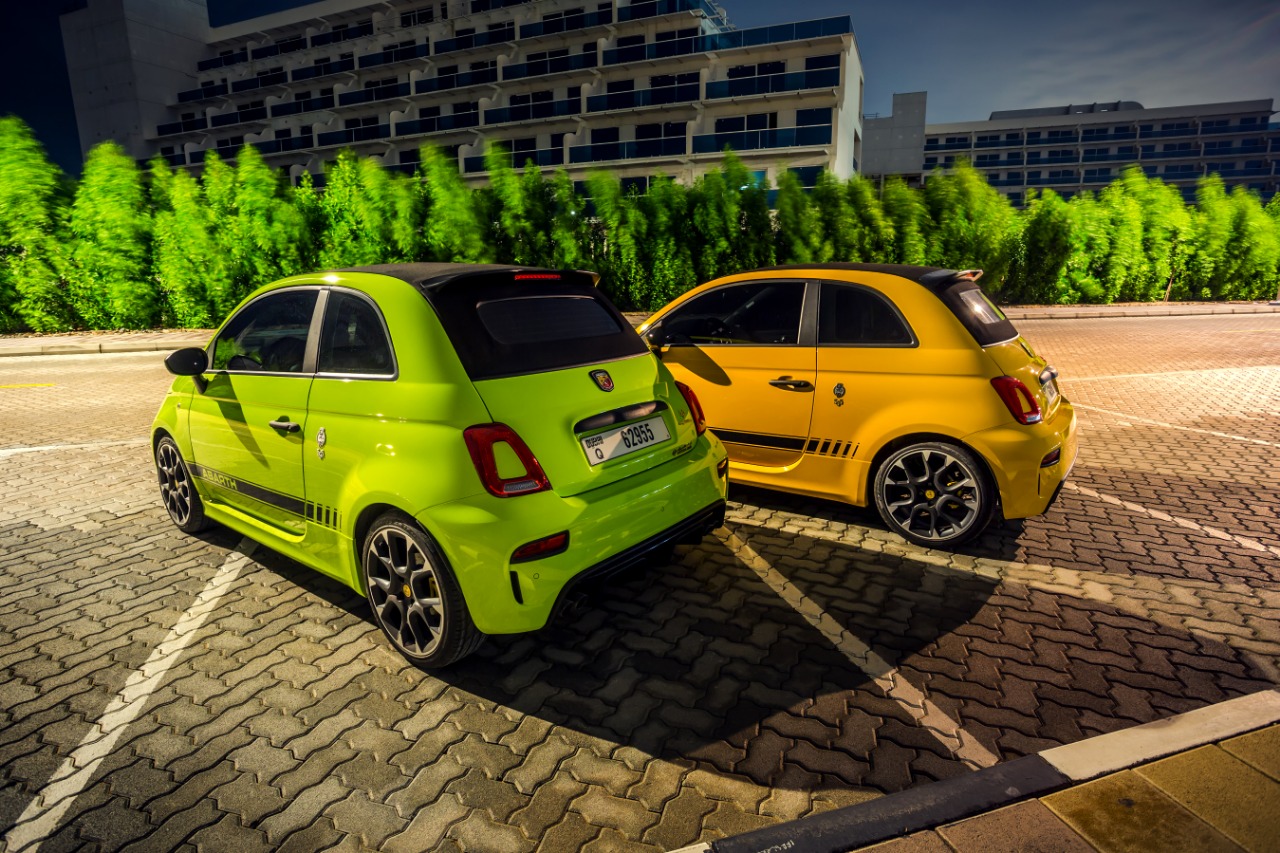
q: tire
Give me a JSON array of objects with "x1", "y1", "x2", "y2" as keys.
[
  {"x1": 155, "y1": 436, "x2": 210, "y2": 534},
  {"x1": 872, "y1": 441, "x2": 995, "y2": 548},
  {"x1": 361, "y1": 512, "x2": 484, "y2": 669}
]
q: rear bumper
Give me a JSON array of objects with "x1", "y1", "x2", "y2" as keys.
[
  {"x1": 419, "y1": 432, "x2": 727, "y2": 634},
  {"x1": 965, "y1": 400, "x2": 1078, "y2": 520}
]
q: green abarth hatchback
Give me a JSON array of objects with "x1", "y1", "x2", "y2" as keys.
[{"x1": 153, "y1": 264, "x2": 728, "y2": 667}]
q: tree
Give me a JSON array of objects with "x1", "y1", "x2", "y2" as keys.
[
  {"x1": 485, "y1": 145, "x2": 552, "y2": 266},
  {"x1": 773, "y1": 170, "x2": 822, "y2": 264},
  {"x1": 636, "y1": 175, "x2": 696, "y2": 308},
  {"x1": 316, "y1": 149, "x2": 402, "y2": 269},
  {"x1": 0, "y1": 116, "x2": 71, "y2": 331},
  {"x1": 1218, "y1": 186, "x2": 1280, "y2": 300},
  {"x1": 1003, "y1": 189, "x2": 1072, "y2": 303},
  {"x1": 152, "y1": 164, "x2": 223, "y2": 327},
  {"x1": 1184, "y1": 176, "x2": 1233, "y2": 300},
  {"x1": 846, "y1": 176, "x2": 895, "y2": 263},
  {"x1": 922, "y1": 161, "x2": 1016, "y2": 282},
  {"x1": 585, "y1": 170, "x2": 646, "y2": 308},
  {"x1": 1060, "y1": 192, "x2": 1111, "y2": 302},
  {"x1": 420, "y1": 145, "x2": 489, "y2": 262},
  {"x1": 880, "y1": 177, "x2": 928, "y2": 265},
  {"x1": 230, "y1": 145, "x2": 310, "y2": 284},
  {"x1": 548, "y1": 169, "x2": 587, "y2": 270},
  {"x1": 66, "y1": 142, "x2": 154, "y2": 329}
]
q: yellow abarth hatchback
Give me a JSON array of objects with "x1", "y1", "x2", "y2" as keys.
[{"x1": 639, "y1": 263, "x2": 1077, "y2": 547}]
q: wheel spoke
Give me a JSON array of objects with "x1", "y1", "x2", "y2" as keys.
[
  {"x1": 883, "y1": 447, "x2": 985, "y2": 543},
  {"x1": 365, "y1": 525, "x2": 446, "y2": 659}
]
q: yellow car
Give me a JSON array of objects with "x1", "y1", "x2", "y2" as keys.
[{"x1": 639, "y1": 263, "x2": 1077, "y2": 547}]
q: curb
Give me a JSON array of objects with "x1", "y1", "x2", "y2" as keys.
[
  {"x1": 1006, "y1": 304, "x2": 1280, "y2": 320},
  {"x1": 698, "y1": 689, "x2": 1280, "y2": 853},
  {"x1": 0, "y1": 338, "x2": 209, "y2": 358}
]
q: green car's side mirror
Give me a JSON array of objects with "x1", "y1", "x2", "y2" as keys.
[{"x1": 164, "y1": 347, "x2": 208, "y2": 392}]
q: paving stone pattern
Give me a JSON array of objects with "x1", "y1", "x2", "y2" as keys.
[{"x1": 1, "y1": 315, "x2": 1278, "y2": 851}]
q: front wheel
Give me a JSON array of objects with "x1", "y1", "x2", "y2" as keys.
[
  {"x1": 155, "y1": 436, "x2": 210, "y2": 534},
  {"x1": 361, "y1": 512, "x2": 484, "y2": 669},
  {"x1": 872, "y1": 441, "x2": 995, "y2": 548}
]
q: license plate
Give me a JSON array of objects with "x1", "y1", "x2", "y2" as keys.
[
  {"x1": 1042, "y1": 378, "x2": 1060, "y2": 404},
  {"x1": 581, "y1": 415, "x2": 670, "y2": 466}
]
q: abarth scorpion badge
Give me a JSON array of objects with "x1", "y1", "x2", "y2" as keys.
[{"x1": 590, "y1": 369, "x2": 614, "y2": 392}]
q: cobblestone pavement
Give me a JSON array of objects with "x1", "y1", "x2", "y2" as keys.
[{"x1": 2, "y1": 314, "x2": 1278, "y2": 851}]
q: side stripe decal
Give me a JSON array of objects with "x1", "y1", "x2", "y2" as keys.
[
  {"x1": 709, "y1": 429, "x2": 858, "y2": 459},
  {"x1": 190, "y1": 463, "x2": 342, "y2": 530}
]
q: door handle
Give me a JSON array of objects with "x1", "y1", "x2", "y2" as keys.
[
  {"x1": 269, "y1": 419, "x2": 301, "y2": 433},
  {"x1": 769, "y1": 377, "x2": 814, "y2": 391}
]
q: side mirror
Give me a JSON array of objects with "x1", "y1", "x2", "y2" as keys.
[
  {"x1": 644, "y1": 327, "x2": 668, "y2": 350},
  {"x1": 165, "y1": 347, "x2": 209, "y2": 392},
  {"x1": 165, "y1": 347, "x2": 208, "y2": 376}
]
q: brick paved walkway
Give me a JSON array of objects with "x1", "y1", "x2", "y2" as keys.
[{"x1": 1, "y1": 313, "x2": 1277, "y2": 850}]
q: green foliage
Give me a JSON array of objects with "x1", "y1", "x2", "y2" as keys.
[
  {"x1": 1, "y1": 112, "x2": 1279, "y2": 332},
  {"x1": 66, "y1": 142, "x2": 154, "y2": 329},
  {"x1": 0, "y1": 116, "x2": 69, "y2": 331}
]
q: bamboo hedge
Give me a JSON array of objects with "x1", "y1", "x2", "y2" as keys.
[{"x1": 1, "y1": 114, "x2": 1278, "y2": 332}]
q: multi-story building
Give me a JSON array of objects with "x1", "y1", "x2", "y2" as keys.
[
  {"x1": 863, "y1": 92, "x2": 1280, "y2": 205},
  {"x1": 60, "y1": 0, "x2": 864, "y2": 188}
]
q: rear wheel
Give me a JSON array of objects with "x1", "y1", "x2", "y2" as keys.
[
  {"x1": 361, "y1": 512, "x2": 483, "y2": 669},
  {"x1": 155, "y1": 436, "x2": 209, "y2": 533},
  {"x1": 873, "y1": 441, "x2": 994, "y2": 548}
]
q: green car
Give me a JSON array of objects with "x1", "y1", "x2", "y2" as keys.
[{"x1": 153, "y1": 264, "x2": 728, "y2": 667}]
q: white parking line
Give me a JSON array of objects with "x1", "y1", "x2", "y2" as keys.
[
  {"x1": 4, "y1": 540, "x2": 257, "y2": 853},
  {"x1": 718, "y1": 529, "x2": 1001, "y2": 771},
  {"x1": 1073, "y1": 403, "x2": 1280, "y2": 449},
  {"x1": 0, "y1": 440, "x2": 149, "y2": 460},
  {"x1": 1068, "y1": 365, "x2": 1280, "y2": 382},
  {"x1": 1063, "y1": 483, "x2": 1280, "y2": 560}
]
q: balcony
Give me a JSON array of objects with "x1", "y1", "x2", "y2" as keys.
[
  {"x1": 1140, "y1": 147, "x2": 1200, "y2": 159},
  {"x1": 317, "y1": 123, "x2": 391, "y2": 147},
  {"x1": 1139, "y1": 126, "x2": 1197, "y2": 139},
  {"x1": 291, "y1": 57, "x2": 356, "y2": 81},
  {"x1": 984, "y1": 177, "x2": 1027, "y2": 187},
  {"x1": 1203, "y1": 144, "x2": 1269, "y2": 157},
  {"x1": 520, "y1": 8, "x2": 613, "y2": 38},
  {"x1": 973, "y1": 159, "x2": 1023, "y2": 169},
  {"x1": 464, "y1": 147, "x2": 564, "y2": 172},
  {"x1": 197, "y1": 49, "x2": 248, "y2": 72},
  {"x1": 470, "y1": 0, "x2": 529, "y2": 11},
  {"x1": 178, "y1": 83, "x2": 228, "y2": 103},
  {"x1": 435, "y1": 25, "x2": 515, "y2": 55},
  {"x1": 1082, "y1": 174, "x2": 1115, "y2": 184},
  {"x1": 210, "y1": 106, "x2": 268, "y2": 128},
  {"x1": 974, "y1": 138, "x2": 1020, "y2": 149},
  {"x1": 1079, "y1": 130, "x2": 1138, "y2": 142},
  {"x1": 484, "y1": 97, "x2": 581, "y2": 125},
  {"x1": 310, "y1": 22, "x2": 373, "y2": 48},
  {"x1": 394, "y1": 112, "x2": 482, "y2": 135},
  {"x1": 1082, "y1": 151, "x2": 1140, "y2": 162},
  {"x1": 338, "y1": 82, "x2": 411, "y2": 106},
  {"x1": 231, "y1": 71, "x2": 288, "y2": 94},
  {"x1": 570, "y1": 137, "x2": 687, "y2": 163},
  {"x1": 587, "y1": 83, "x2": 698, "y2": 112},
  {"x1": 145, "y1": 151, "x2": 187, "y2": 167},
  {"x1": 603, "y1": 16, "x2": 853, "y2": 65},
  {"x1": 705, "y1": 68, "x2": 840, "y2": 99},
  {"x1": 503, "y1": 52, "x2": 597, "y2": 80},
  {"x1": 1201, "y1": 123, "x2": 1268, "y2": 135},
  {"x1": 252, "y1": 37, "x2": 307, "y2": 60},
  {"x1": 1025, "y1": 175, "x2": 1075, "y2": 186},
  {"x1": 692, "y1": 124, "x2": 832, "y2": 154},
  {"x1": 271, "y1": 95, "x2": 336, "y2": 117},
  {"x1": 156, "y1": 117, "x2": 208, "y2": 136},
  {"x1": 1211, "y1": 167, "x2": 1273, "y2": 178},
  {"x1": 250, "y1": 135, "x2": 318, "y2": 155},
  {"x1": 1024, "y1": 154, "x2": 1079, "y2": 165},
  {"x1": 415, "y1": 67, "x2": 499, "y2": 93},
  {"x1": 923, "y1": 140, "x2": 971, "y2": 152},
  {"x1": 1027, "y1": 135, "x2": 1079, "y2": 146},
  {"x1": 359, "y1": 42, "x2": 431, "y2": 69},
  {"x1": 617, "y1": 0, "x2": 718, "y2": 22}
]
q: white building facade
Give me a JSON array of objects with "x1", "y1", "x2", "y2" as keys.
[
  {"x1": 863, "y1": 93, "x2": 1279, "y2": 205},
  {"x1": 61, "y1": 0, "x2": 864, "y2": 188}
]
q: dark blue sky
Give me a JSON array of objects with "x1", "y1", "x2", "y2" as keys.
[{"x1": 6, "y1": 0, "x2": 1279, "y2": 173}]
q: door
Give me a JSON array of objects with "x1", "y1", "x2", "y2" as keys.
[
  {"x1": 656, "y1": 279, "x2": 815, "y2": 469},
  {"x1": 187, "y1": 288, "x2": 319, "y2": 536}
]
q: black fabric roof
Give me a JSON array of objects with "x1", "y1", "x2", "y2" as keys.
[
  {"x1": 753, "y1": 263, "x2": 967, "y2": 293},
  {"x1": 334, "y1": 263, "x2": 598, "y2": 291}
]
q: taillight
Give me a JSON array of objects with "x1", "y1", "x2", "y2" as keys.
[
  {"x1": 675, "y1": 381, "x2": 706, "y2": 436},
  {"x1": 463, "y1": 423, "x2": 551, "y2": 497},
  {"x1": 990, "y1": 376, "x2": 1042, "y2": 425}
]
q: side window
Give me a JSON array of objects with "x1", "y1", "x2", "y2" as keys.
[
  {"x1": 212, "y1": 290, "x2": 318, "y2": 372},
  {"x1": 661, "y1": 281, "x2": 804, "y2": 345},
  {"x1": 318, "y1": 291, "x2": 395, "y2": 376},
  {"x1": 818, "y1": 282, "x2": 914, "y2": 346}
]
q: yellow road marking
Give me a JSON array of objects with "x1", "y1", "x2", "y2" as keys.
[{"x1": 0, "y1": 383, "x2": 55, "y2": 389}]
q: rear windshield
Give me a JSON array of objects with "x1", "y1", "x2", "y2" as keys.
[
  {"x1": 936, "y1": 279, "x2": 1017, "y2": 346},
  {"x1": 426, "y1": 273, "x2": 647, "y2": 379}
]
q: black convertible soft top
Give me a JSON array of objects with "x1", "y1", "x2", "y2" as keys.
[{"x1": 335, "y1": 263, "x2": 601, "y2": 292}]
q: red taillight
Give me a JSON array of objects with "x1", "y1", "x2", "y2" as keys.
[
  {"x1": 463, "y1": 423, "x2": 551, "y2": 497},
  {"x1": 675, "y1": 381, "x2": 707, "y2": 436},
  {"x1": 513, "y1": 273, "x2": 561, "y2": 280},
  {"x1": 990, "y1": 376, "x2": 1042, "y2": 425},
  {"x1": 511, "y1": 531, "x2": 569, "y2": 563}
]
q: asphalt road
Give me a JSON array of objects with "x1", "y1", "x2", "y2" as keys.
[{"x1": 2, "y1": 314, "x2": 1278, "y2": 852}]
